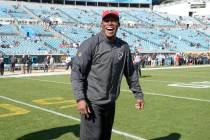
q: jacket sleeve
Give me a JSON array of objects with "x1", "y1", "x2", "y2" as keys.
[
  {"x1": 71, "y1": 40, "x2": 93, "y2": 101},
  {"x1": 123, "y1": 46, "x2": 144, "y2": 100}
]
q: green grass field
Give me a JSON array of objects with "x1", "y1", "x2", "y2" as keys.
[{"x1": 1, "y1": 66, "x2": 210, "y2": 140}]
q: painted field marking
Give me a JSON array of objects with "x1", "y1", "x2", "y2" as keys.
[
  {"x1": 0, "y1": 104, "x2": 30, "y2": 118},
  {"x1": 168, "y1": 81, "x2": 210, "y2": 89},
  {"x1": 32, "y1": 97, "x2": 77, "y2": 109},
  {"x1": 0, "y1": 96, "x2": 146, "y2": 140},
  {"x1": 32, "y1": 97, "x2": 76, "y2": 105}
]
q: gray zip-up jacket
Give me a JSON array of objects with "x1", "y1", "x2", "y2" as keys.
[{"x1": 71, "y1": 32, "x2": 143, "y2": 105}]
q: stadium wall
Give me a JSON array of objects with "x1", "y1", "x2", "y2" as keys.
[
  {"x1": 153, "y1": 0, "x2": 210, "y2": 16},
  {"x1": 7, "y1": 0, "x2": 152, "y2": 8}
]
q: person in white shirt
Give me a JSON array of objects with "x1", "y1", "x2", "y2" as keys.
[
  {"x1": 49, "y1": 55, "x2": 55, "y2": 72},
  {"x1": 65, "y1": 56, "x2": 71, "y2": 70}
]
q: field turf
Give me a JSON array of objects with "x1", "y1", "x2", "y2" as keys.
[{"x1": 0, "y1": 66, "x2": 210, "y2": 140}]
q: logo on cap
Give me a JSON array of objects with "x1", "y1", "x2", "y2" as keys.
[{"x1": 102, "y1": 10, "x2": 119, "y2": 19}]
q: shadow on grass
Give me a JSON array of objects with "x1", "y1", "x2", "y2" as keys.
[
  {"x1": 16, "y1": 124, "x2": 79, "y2": 140},
  {"x1": 150, "y1": 133, "x2": 181, "y2": 140},
  {"x1": 140, "y1": 75, "x2": 152, "y2": 78}
]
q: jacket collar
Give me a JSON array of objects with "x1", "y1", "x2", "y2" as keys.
[{"x1": 99, "y1": 31, "x2": 118, "y2": 45}]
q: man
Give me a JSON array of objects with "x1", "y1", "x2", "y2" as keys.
[
  {"x1": 0, "y1": 55, "x2": 4, "y2": 76},
  {"x1": 10, "y1": 55, "x2": 16, "y2": 73},
  {"x1": 65, "y1": 55, "x2": 72, "y2": 70},
  {"x1": 133, "y1": 53, "x2": 142, "y2": 77},
  {"x1": 71, "y1": 10, "x2": 144, "y2": 140},
  {"x1": 26, "y1": 55, "x2": 32, "y2": 74},
  {"x1": 43, "y1": 55, "x2": 50, "y2": 72},
  {"x1": 20, "y1": 55, "x2": 27, "y2": 74},
  {"x1": 49, "y1": 55, "x2": 55, "y2": 72}
]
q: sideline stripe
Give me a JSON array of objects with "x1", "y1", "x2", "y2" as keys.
[
  {"x1": 121, "y1": 90, "x2": 210, "y2": 103},
  {"x1": 1, "y1": 64, "x2": 210, "y2": 79},
  {"x1": 141, "y1": 64, "x2": 210, "y2": 71},
  {"x1": 0, "y1": 96, "x2": 146, "y2": 140},
  {"x1": 0, "y1": 72, "x2": 69, "y2": 79}
]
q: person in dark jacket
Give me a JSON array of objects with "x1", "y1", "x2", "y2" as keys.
[
  {"x1": 71, "y1": 10, "x2": 144, "y2": 140},
  {"x1": 0, "y1": 55, "x2": 4, "y2": 76},
  {"x1": 26, "y1": 55, "x2": 32, "y2": 74},
  {"x1": 43, "y1": 55, "x2": 50, "y2": 72},
  {"x1": 10, "y1": 55, "x2": 17, "y2": 73}
]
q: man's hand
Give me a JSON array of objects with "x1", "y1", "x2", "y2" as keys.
[
  {"x1": 77, "y1": 99, "x2": 91, "y2": 118},
  {"x1": 135, "y1": 99, "x2": 144, "y2": 110}
]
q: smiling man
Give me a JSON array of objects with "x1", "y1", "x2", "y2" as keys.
[{"x1": 71, "y1": 10, "x2": 144, "y2": 140}]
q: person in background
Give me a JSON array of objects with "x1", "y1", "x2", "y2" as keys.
[
  {"x1": 43, "y1": 55, "x2": 50, "y2": 72},
  {"x1": 65, "y1": 55, "x2": 72, "y2": 70},
  {"x1": 71, "y1": 10, "x2": 144, "y2": 140},
  {"x1": 26, "y1": 55, "x2": 32, "y2": 74},
  {"x1": 49, "y1": 55, "x2": 55, "y2": 72},
  {"x1": 133, "y1": 53, "x2": 142, "y2": 77},
  {"x1": 0, "y1": 55, "x2": 4, "y2": 76},
  {"x1": 10, "y1": 55, "x2": 16, "y2": 73},
  {"x1": 20, "y1": 55, "x2": 27, "y2": 74}
]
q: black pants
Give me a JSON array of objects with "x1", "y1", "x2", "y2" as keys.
[
  {"x1": 134, "y1": 63, "x2": 141, "y2": 77},
  {"x1": 80, "y1": 103, "x2": 115, "y2": 140},
  {"x1": 0, "y1": 63, "x2": 4, "y2": 76},
  {"x1": 138, "y1": 68, "x2": 142, "y2": 77},
  {"x1": 44, "y1": 65, "x2": 48, "y2": 72},
  {"x1": 27, "y1": 65, "x2": 32, "y2": 73},
  {"x1": 11, "y1": 63, "x2": 15, "y2": 72},
  {"x1": 66, "y1": 61, "x2": 71, "y2": 70}
]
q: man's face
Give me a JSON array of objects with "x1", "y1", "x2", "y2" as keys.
[{"x1": 101, "y1": 15, "x2": 120, "y2": 40}]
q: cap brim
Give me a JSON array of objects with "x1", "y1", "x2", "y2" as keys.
[{"x1": 102, "y1": 14, "x2": 119, "y2": 20}]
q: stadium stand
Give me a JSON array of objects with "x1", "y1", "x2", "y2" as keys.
[{"x1": 0, "y1": 0, "x2": 210, "y2": 68}]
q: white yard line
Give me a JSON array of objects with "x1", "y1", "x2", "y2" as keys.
[
  {"x1": 144, "y1": 73, "x2": 210, "y2": 79},
  {"x1": 141, "y1": 65, "x2": 210, "y2": 71},
  {"x1": 121, "y1": 90, "x2": 210, "y2": 103},
  {"x1": 146, "y1": 93, "x2": 210, "y2": 102},
  {"x1": 20, "y1": 77, "x2": 71, "y2": 85},
  {"x1": 19, "y1": 77, "x2": 210, "y2": 87},
  {"x1": 141, "y1": 79, "x2": 171, "y2": 83},
  {"x1": 0, "y1": 95, "x2": 146, "y2": 140},
  {"x1": 18, "y1": 77, "x2": 210, "y2": 103}
]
